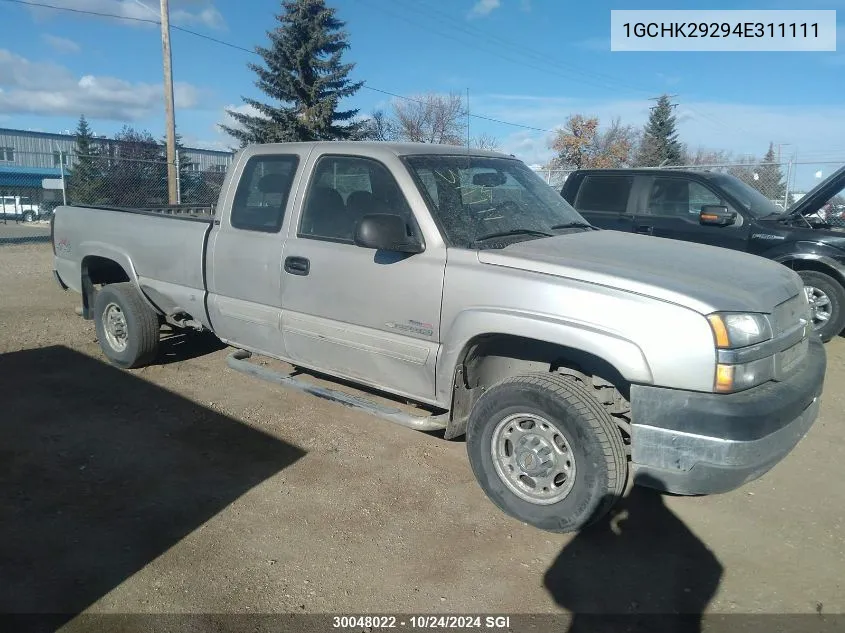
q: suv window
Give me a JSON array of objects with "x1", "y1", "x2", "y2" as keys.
[
  {"x1": 574, "y1": 175, "x2": 633, "y2": 214},
  {"x1": 230, "y1": 154, "x2": 299, "y2": 233},
  {"x1": 299, "y1": 155, "x2": 414, "y2": 243},
  {"x1": 647, "y1": 178, "x2": 724, "y2": 217}
]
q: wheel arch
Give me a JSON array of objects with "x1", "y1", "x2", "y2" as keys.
[
  {"x1": 438, "y1": 314, "x2": 652, "y2": 440},
  {"x1": 776, "y1": 254, "x2": 845, "y2": 287},
  {"x1": 79, "y1": 251, "x2": 159, "y2": 320}
]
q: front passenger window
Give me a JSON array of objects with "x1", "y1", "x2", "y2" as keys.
[
  {"x1": 648, "y1": 178, "x2": 724, "y2": 218},
  {"x1": 299, "y1": 155, "x2": 415, "y2": 243}
]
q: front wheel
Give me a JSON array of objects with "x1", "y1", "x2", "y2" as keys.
[
  {"x1": 93, "y1": 283, "x2": 161, "y2": 368},
  {"x1": 798, "y1": 270, "x2": 845, "y2": 343},
  {"x1": 466, "y1": 373, "x2": 628, "y2": 533},
  {"x1": 22, "y1": 211, "x2": 35, "y2": 223}
]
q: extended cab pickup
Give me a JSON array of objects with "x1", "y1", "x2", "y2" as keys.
[
  {"x1": 52, "y1": 142, "x2": 825, "y2": 533},
  {"x1": 562, "y1": 166, "x2": 845, "y2": 342}
]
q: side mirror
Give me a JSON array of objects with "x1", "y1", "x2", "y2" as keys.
[
  {"x1": 354, "y1": 213, "x2": 424, "y2": 254},
  {"x1": 699, "y1": 205, "x2": 736, "y2": 227}
]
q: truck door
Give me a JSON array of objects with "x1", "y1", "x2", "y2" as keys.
[
  {"x1": 634, "y1": 174, "x2": 751, "y2": 251},
  {"x1": 566, "y1": 172, "x2": 636, "y2": 233},
  {"x1": 279, "y1": 153, "x2": 446, "y2": 402},
  {"x1": 206, "y1": 151, "x2": 304, "y2": 358}
]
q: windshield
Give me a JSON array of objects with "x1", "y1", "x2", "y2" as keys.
[
  {"x1": 403, "y1": 154, "x2": 589, "y2": 248},
  {"x1": 707, "y1": 174, "x2": 783, "y2": 218}
]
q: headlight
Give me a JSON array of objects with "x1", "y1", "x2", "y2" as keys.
[
  {"x1": 707, "y1": 312, "x2": 772, "y2": 349},
  {"x1": 707, "y1": 312, "x2": 774, "y2": 393}
]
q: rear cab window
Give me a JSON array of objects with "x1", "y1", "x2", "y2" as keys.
[
  {"x1": 573, "y1": 175, "x2": 634, "y2": 214},
  {"x1": 230, "y1": 154, "x2": 300, "y2": 233}
]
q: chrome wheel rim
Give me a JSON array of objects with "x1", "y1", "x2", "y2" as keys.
[
  {"x1": 490, "y1": 413, "x2": 577, "y2": 505},
  {"x1": 103, "y1": 302, "x2": 128, "y2": 352},
  {"x1": 804, "y1": 286, "x2": 832, "y2": 329}
]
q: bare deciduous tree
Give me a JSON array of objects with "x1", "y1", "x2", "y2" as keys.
[
  {"x1": 681, "y1": 146, "x2": 735, "y2": 165},
  {"x1": 392, "y1": 93, "x2": 467, "y2": 145},
  {"x1": 360, "y1": 109, "x2": 397, "y2": 141},
  {"x1": 472, "y1": 133, "x2": 500, "y2": 151}
]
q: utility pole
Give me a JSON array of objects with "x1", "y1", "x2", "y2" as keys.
[
  {"x1": 160, "y1": 0, "x2": 178, "y2": 205},
  {"x1": 466, "y1": 88, "x2": 470, "y2": 151}
]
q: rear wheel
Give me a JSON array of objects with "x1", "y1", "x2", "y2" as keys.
[
  {"x1": 93, "y1": 283, "x2": 160, "y2": 368},
  {"x1": 466, "y1": 373, "x2": 628, "y2": 533},
  {"x1": 798, "y1": 270, "x2": 845, "y2": 342}
]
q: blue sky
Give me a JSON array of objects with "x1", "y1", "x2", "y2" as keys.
[{"x1": 0, "y1": 0, "x2": 843, "y2": 185}]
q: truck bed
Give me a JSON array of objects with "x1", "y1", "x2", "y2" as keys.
[{"x1": 52, "y1": 204, "x2": 216, "y2": 327}]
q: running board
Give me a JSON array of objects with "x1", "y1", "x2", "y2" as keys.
[{"x1": 226, "y1": 350, "x2": 448, "y2": 432}]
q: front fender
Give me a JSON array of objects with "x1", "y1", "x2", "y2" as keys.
[
  {"x1": 766, "y1": 241, "x2": 845, "y2": 282},
  {"x1": 435, "y1": 307, "x2": 653, "y2": 405}
]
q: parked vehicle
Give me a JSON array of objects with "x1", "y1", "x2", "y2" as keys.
[
  {"x1": 562, "y1": 166, "x2": 845, "y2": 342},
  {"x1": 1, "y1": 195, "x2": 40, "y2": 222},
  {"x1": 51, "y1": 142, "x2": 824, "y2": 533}
]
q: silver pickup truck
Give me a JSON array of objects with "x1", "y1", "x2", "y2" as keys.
[{"x1": 51, "y1": 142, "x2": 825, "y2": 533}]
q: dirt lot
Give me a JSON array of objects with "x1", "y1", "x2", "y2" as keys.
[{"x1": 1, "y1": 243, "x2": 844, "y2": 628}]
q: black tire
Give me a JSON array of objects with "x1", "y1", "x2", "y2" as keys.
[
  {"x1": 798, "y1": 270, "x2": 845, "y2": 343},
  {"x1": 466, "y1": 372, "x2": 627, "y2": 533},
  {"x1": 93, "y1": 282, "x2": 160, "y2": 369},
  {"x1": 22, "y1": 212, "x2": 35, "y2": 223}
]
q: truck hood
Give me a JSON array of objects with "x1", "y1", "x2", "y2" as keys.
[
  {"x1": 477, "y1": 230, "x2": 802, "y2": 314},
  {"x1": 787, "y1": 165, "x2": 845, "y2": 217}
]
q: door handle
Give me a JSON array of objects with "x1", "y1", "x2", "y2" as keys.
[
  {"x1": 635, "y1": 225, "x2": 654, "y2": 235},
  {"x1": 284, "y1": 256, "x2": 310, "y2": 276}
]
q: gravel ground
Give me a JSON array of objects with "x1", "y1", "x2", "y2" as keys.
[{"x1": 1, "y1": 243, "x2": 843, "y2": 631}]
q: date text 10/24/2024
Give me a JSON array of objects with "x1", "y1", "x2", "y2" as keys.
[{"x1": 332, "y1": 615, "x2": 512, "y2": 629}]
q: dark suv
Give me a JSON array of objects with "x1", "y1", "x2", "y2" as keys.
[{"x1": 561, "y1": 166, "x2": 845, "y2": 342}]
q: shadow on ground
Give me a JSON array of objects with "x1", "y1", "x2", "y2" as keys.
[
  {"x1": 0, "y1": 345, "x2": 305, "y2": 631},
  {"x1": 544, "y1": 478, "x2": 724, "y2": 633},
  {"x1": 156, "y1": 330, "x2": 227, "y2": 364}
]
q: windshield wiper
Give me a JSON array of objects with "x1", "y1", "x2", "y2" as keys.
[
  {"x1": 550, "y1": 221, "x2": 595, "y2": 230},
  {"x1": 473, "y1": 228, "x2": 553, "y2": 244}
]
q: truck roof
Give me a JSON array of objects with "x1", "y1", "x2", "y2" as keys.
[{"x1": 236, "y1": 141, "x2": 509, "y2": 161}]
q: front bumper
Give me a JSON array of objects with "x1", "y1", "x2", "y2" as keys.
[{"x1": 629, "y1": 337, "x2": 825, "y2": 495}]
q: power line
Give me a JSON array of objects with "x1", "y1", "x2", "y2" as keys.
[
  {"x1": 0, "y1": 0, "x2": 556, "y2": 134},
  {"x1": 386, "y1": 0, "x2": 654, "y2": 96}
]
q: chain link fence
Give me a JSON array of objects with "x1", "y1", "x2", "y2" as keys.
[{"x1": 0, "y1": 151, "x2": 231, "y2": 226}]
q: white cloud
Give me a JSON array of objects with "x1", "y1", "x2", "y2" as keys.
[
  {"x1": 469, "y1": 0, "x2": 501, "y2": 18},
  {"x1": 0, "y1": 49, "x2": 200, "y2": 120},
  {"x1": 216, "y1": 103, "x2": 264, "y2": 139},
  {"x1": 41, "y1": 34, "x2": 81, "y2": 54},
  {"x1": 25, "y1": 0, "x2": 225, "y2": 30}
]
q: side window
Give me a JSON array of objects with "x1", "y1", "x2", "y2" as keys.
[
  {"x1": 299, "y1": 155, "x2": 415, "y2": 243},
  {"x1": 573, "y1": 175, "x2": 633, "y2": 214},
  {"x1": 648, "y1": 178, "x2": 723, "y2": 218},
  {"x1": 689, "y1": 181, "x2": 724, "y2": 214},
  {"x1": 230, "y1": 154, "x2": 299, "y2": 233}
]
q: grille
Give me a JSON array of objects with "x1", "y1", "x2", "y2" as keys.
[{"x1": 770, "y1": 293, "x2": 811, "y2": 337}]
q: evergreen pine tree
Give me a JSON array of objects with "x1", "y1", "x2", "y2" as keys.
[
  {"x1": 66, "y1": 115, "x2": 103, "y2": 205},
  {"x1": 756, "y1": 142, "x2": 786, "y2": 201},
  {"x1": 636, "y1": 95, "x2": 683, "y2": 166},
  {"x1": 221, "y1": 0, "x2": 363, "y2": 145}
]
